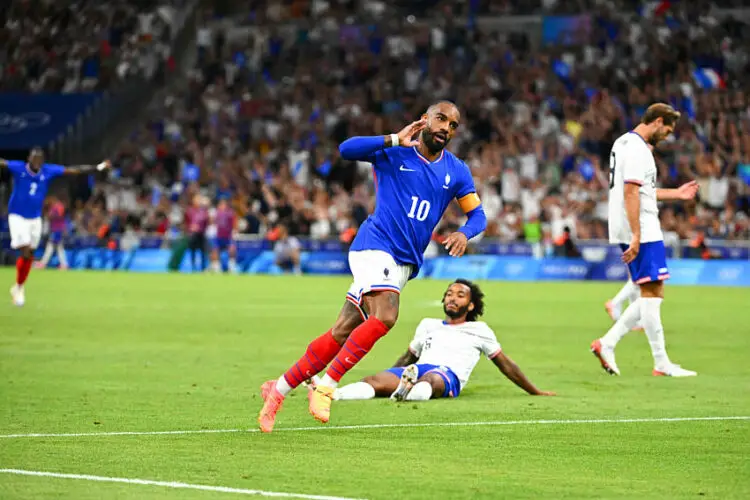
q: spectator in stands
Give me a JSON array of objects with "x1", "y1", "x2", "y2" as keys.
[{"x1": 0, "y1": 0, "x2": 184, "y2": 92}]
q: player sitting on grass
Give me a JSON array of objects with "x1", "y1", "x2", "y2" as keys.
[{"x1": 287, "y1": 280, "x2": 555, "y2": 402}]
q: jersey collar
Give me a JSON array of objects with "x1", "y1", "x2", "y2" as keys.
[
  {"x1": 442, "y1": 319, "x2": 467, "y2": 326},
  {"x1": 25, "y1": 163, "x2": 41, "y2": 177},
  {"x1": 628, "y1": 130, "x2": 649, "y2": 147},
  {"x1": 413, "y1": 146, "x2": 444, "y2": 165}
]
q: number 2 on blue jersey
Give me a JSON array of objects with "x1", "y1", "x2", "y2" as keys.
[
  {"x1": 29, "y1": 182, "x2": 38, "y2": 195},
  {"x1": 407, "y1": 196, "x2": 431, "y2": 221}
]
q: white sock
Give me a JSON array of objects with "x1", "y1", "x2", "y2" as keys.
[
  {"x1": 318, "y1": 374, "x2": 338, "y2": 388},
  {"x1": 275, "y1": 376, "x2": 293, "y2": 396},
  {"x1": 404, "y1": 381, "x2": 432, "y2": 401},
  {"x1": 229, "y1": 258, "x2": 237, "y2": 272},
  {"x1": 40, "y1": 242, "x2": 54, "y2": 265},
  {"x1": 601, "y1": 299, "x2": 642, "y2": 348},
  {"x1": 211, "y1": 261, "x2": 220, "y2": 272},
  {"x1": 334, "y1": 382, "x2": 375, "y2": 400},
  {"x1": 612, "y1": 280, "x2": 638, "y2": 309},
  {"x1": 640, "y1": 297, "x2": 671, "y2": 369},
  {"x1": 56, "y1": 244, "x2": 68, "y2": 267},
  {"x1": 627, "y1": 282, "x2": 640, "y2": 305}
]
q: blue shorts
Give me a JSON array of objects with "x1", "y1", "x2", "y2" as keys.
[
  {"x1": 49, "y1": 231, "x2": 63, "y2": 244},
  {"x1": 620, "y1": 241, "x2": 670, "y2": 284},
  {"x1": 386, "y1": 363, "x2": 461, "y2": 398},
  {"x1": 213, "y1": 237, "x2": 233, "y2": 251}
]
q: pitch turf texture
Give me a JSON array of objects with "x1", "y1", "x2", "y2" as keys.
[{"x1": 1, "y1": 270, "x2": 748, "y2": 499}]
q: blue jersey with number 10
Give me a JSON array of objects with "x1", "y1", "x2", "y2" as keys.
[
  {"x1": 6, "y1": 161, "x2": 65, "y2": 218},
  {"x1": 349, "y1": 145, "x2": 477, "y2": 276}
]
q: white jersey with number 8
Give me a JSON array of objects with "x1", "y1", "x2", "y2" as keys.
[{"x1": 608, "y1": 132, "x2": 663, "y2": 244}]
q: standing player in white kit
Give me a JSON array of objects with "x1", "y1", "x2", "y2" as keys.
[{"x1": 591, "y1": 104, "x2": 699, "y2": 377}]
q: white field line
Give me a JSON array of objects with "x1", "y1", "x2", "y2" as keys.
[
  {"x1": 0, "y1": 469, "x2": 366, "y2": 500},
  {"x1": 1, "y1": 415, "x2": 748, "y2": 440}
]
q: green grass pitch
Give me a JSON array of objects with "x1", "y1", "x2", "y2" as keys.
[{"x1": 0, "y1": 269, "x2": 749, "y2": 499}]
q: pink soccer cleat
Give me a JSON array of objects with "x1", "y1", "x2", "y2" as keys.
[
  {"x1": 260, "y1": 380, "x2": 276, "y2": 401},
  {"x1": 258, "y1": 382, "x2": 285, "y2": 433}
]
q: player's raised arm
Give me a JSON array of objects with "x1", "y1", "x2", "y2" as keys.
[
  {"x1": 443, "y1": 168, "x2": 487, "y2": 258},
  {"x1": 491, "y1": 351, "x2": 555, "y2": 396},
  {"x1": 62, "y1": 160, "x2": 111, "y2": 175},
  {"x1": 338, "y1": 119, "x2": 426, "y2": 162},
  {"x1": 0, "y1": 158, "x2": 27, "y2": 173}
]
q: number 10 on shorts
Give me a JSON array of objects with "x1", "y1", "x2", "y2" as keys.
[{"x1": 407, "y1": 196, "x2": 431, "y2": 221}]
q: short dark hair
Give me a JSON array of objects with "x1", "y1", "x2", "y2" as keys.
[
  {"x1": 427, "y1": 100, "x2": 458, "y2": 112},
  {"x1": 641, "y1": 103, "x2": 681, "y2": 127},
  {"x1": 445, "y1": 279, "x2": 485, "y2": 322}
]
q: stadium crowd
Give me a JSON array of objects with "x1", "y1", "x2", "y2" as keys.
[
  {"x1": 0, "y1": 0, "x2": 188, "y2": 92},
  {"x1": 4, "y1": 0, "x2": 750, "y2": 254}
]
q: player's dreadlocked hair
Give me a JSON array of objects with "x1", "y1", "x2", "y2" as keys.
[{"x1": 451, "y1": 278, "x2": 485, "y2": 322}]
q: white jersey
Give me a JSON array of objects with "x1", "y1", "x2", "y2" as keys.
[
  {"x1": 608, "y1": 131, "x2": 663, "y2": 244},
  {"x1": 409, "y1": 318, "x2": 501, "y2": 389}
]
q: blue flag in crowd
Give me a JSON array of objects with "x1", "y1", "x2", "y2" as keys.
[
  {"x1": 182, "y1": 162, "x2": 199, "y2": 183},
  {"x1": 317, "y1": 160, "x2": 332, "y2": 177}
]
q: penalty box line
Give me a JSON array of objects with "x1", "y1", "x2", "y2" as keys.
[{"x1": 1, "y1": 415, "x2": 748, "y2": 439}]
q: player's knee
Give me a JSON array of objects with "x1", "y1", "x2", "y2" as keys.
[
  {"x1": 375, "y1": 308, "x2": 398, "y2": 329},
  {"x1": 369, "y1": 296, "x2": 399, "y2": 329},
  {"x1": 331, "y1": 317, "x2": 358, "y2": 344},
  {"x1": 421, "y1": 374, "x2": 445, "y2": 397},
  {"x1": 330, "y1": 326, "x2": 349, "y2": 345},
  {"x1": 361, "y1": 375, "x2": 390, "y2": 396}
]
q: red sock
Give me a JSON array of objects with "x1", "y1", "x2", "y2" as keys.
[
  {"x1": 16, "y1": 257, "x2": 32, "y2": 286},
  {"x1": 326, "y1": 317, "x2": 390, "y2": 383},
  {"x1": 282, "y1": 330, "x2": 342, "y2": 389}
]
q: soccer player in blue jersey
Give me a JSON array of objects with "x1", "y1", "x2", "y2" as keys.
[
  {"x1": 259, "y1": 101, "x2": 487, "y2": 432},
  {"x1": 1, "y1": 148, "x2": 110, "y2": 306}
]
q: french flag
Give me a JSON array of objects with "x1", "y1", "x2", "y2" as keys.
[{"x1": 692, "y1": 68, "x2": 726, "y2": 89}]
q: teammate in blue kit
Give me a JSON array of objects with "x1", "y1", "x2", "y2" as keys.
[
  {"x1": 259, "y1": 101, "x2": 487, "y2": 432},
  {"x1": 1, "y1": 148, "x2": 110, "y2": 306},
  {"x1": 591, "y1": 104, "x2": 699, "y2": 377}
]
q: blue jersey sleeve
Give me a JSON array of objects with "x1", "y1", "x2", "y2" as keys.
[
  {"x1": 339, "y1": 136, "x2": 388, "y2": 164},
  {"x1": 5, "y1": 160, "x2": 25, "y2": 175},
  {"x1": 455, "y1": 162, "x2": 477, "y2": 199},
  {"x1": 44, "y1": 163, "x2": 66, "y2": 178}
]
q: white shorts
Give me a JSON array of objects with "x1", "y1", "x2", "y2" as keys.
[
  {"x1": 8, "y1": 214, "x2": 42, "y2": 250},
  {"x1": 346, "y1": 250, "x2": 413, "y2": 320}
]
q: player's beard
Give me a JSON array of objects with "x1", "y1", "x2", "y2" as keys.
[
  {"x1": 444, "y1": 303, "x2": 469, "y2": 319},
  {"x1": 421, "y1": 129, "x2": 449, "y2": 154},
  {"x1": 649, "y1": 128, "x2": 668, "y2": 145}
]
